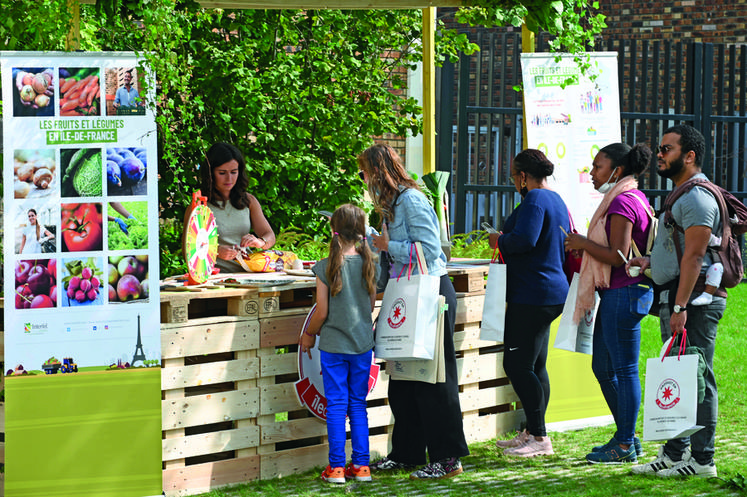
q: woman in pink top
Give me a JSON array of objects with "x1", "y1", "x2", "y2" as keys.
[{"x1": 564, "y1": 142, "x2": 654, "y2": 464}]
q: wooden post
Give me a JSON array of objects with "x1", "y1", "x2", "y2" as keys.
[
  {"x1": 422, "y1": 7, "x2": 436, "y2": 174},
  {"x1": 66, "y1": 0, "x2": 81, "y2": 50},
  {"x1": 521, "y1": 22, "x2": 535, "y2": 149}
]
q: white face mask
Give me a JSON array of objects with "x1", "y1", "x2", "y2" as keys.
[{"x1": 597, "y1": 167, "x2": 618, "y2": 194}]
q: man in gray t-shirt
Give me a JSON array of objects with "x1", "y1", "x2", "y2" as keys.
[{"x1": 630, "y1": 125, "x2": 725, "y2": 479}]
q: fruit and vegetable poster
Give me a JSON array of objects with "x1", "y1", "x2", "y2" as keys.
[
  {"x1": 2, "y1": 52, "x2": 162, "y2": 497},
  {"x1": 520, "y1": 52, "x2": 621, "y2": 428}
]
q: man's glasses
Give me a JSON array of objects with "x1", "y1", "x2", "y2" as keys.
[{"x1": 658, "y1": 144, "x2": 674, "y2": 155}]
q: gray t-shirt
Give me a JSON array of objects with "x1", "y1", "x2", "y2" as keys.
[
  {"x1": 312, "y1": 256, "x2": 378, "y2": 355},
  {"x1": 208, "y1": 200, "x2": 252, "y2": 273},
  {"x1": 651, "y1": 173, "x2": 721, "y2": 285}
]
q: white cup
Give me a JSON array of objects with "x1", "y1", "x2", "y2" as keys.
[{"x1": 628, "y1": 266, "x2": 641, "y2": 277}]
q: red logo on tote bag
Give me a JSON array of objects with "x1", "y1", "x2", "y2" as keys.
[
  {"x1": 386, "y1": 298, "x2": 406, "y2": 329},
  {"x1": 655, "y1": 378, "x2": 681, "y2": 409}
]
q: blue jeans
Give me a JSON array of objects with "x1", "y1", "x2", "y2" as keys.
[
  {"x1": 592, "y1": 283, "x2": 653, "y2": 446},
  {"x1": 659, "y1": 293, "x2": 725, "y2": 465},
  {"x1": 320, "y1": 349, "x2": 372, "y2": 468}
]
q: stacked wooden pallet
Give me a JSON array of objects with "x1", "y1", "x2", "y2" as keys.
[{"x1": 160, "y1": 266, "x2": 522, "y2": 496}]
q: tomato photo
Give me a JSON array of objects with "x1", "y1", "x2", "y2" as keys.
[{"x1": 61, "y1": 202, "x2": 103, "y2": 252}]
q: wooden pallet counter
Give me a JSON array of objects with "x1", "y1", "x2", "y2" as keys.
[{"x1": 159, "y1": 265, "x2": 521, "y2": 496}]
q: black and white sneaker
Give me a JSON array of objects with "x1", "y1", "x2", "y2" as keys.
[
  {"x1": 631, "y1": 446, "x2": 688, "y2": 475},
  {"x1": 409, "y1": 458, "x2": 463, "y2": 479},
  {"x1": 370, "y1": 457, "x2": 416, "y2": 471},
  {"x1": 657, "y1": 459, "x2": 717, "y2": 478}
]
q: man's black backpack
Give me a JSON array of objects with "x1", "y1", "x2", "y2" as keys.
[{"x1": 663, "y1": 178, "x2": 747, "y2": 288}]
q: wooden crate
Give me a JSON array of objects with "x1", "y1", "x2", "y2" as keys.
[
  {"x1": 157, "y1": 266, "x2": 521, "y2": 496},
  {"x1": 0, "y1": 265, "x2": 519, "y2": 497}
]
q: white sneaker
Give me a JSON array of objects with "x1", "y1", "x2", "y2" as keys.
[
  {"x1": 631, "y1": 446, "x2": 687, "y2": 475},
  {"x1": 657, "y1": 459, "x2": 717, "y2": 478},
  {"x1": 495, "y1": 430, "x2": 529, "y2": 448},
  {"x1": 690, "y1": 293, "x2": 713, "y2": 306},
  {"x1": 503, "y1": 435, "x2": 554, "y2": 457}
]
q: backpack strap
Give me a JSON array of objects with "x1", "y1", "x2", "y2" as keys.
[
  {"x1": 668, "y1": 179, "x2": 731, "y2": 281},
  {"x1": 623, "y1": 192, "x2": 656, "y2": 259}
]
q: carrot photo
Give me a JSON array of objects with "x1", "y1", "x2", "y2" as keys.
[{"x1": 58, "y1": 67, "x2": 100, "y2": 116}]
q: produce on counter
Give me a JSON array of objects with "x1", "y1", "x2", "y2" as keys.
[
  {"x1": 15, "y1": 259, "x2": 57, "y2": 309},
  {"x1": 13, "y1": 149, "x2": 56, "y2": 198},
  {"x1": 58, "y1": 67, "x2": 100, "y2": 116},
  {"x1": 237, "y1": 250, "x2": 299, "y2": 273}
]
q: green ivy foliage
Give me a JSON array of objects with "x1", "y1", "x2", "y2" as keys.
[{"x1": 0, "y1": 0, "x2": 604, "y2": 278}]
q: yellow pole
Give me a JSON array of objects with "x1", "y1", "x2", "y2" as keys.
[
  {"x1": 521, "y1": 22, "x2": 534, "y2": 149},
  {"x1": 66, "y1": 0, "x2": 81, "y2": 51},
  {"x1": 422, "y1": 6, "x2": 436, "y2": 174}
]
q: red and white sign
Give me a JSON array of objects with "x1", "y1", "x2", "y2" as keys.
[{"x1": 294, "y1": 304, "x2": 380, "y2": 421}]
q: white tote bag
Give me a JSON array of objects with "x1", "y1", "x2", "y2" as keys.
[
  {"x1": 385, "y1": 296, "x2": 446, "y2": 383},
  {"x1": 643, "y1": 333, "x2": 703, "y2": 441},
  {"x1": 375, "y1": 242, "x2": 441, "y2": 361},
  {"x1": 480, "y1": 247, "x2": 507, "y2": 342},
  {"x1": 554, "y1": 272, "x2": 598, "y2": 355}
]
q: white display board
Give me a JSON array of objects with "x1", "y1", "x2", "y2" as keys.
[{"x1": 2, "y1": 51, "x2": 160, "y2": 371}]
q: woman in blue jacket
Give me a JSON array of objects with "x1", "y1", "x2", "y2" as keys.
[
  {"x1": 490, "y1": 149, "x2": 570, "y2": 457},
  {"x1": 359, "y1": 143, "x2": 469, "y2": 480}
]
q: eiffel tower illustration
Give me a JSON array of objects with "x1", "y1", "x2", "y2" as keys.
[{"x1": 132, "y1": 314, "x2": 146, "y2": 366}]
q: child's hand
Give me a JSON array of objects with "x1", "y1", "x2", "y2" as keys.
[{"x1": 299, "y1": 332, "x2": 316, "y2": 359}]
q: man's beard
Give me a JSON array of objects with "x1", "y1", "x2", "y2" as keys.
[{"x1": 656, "y1": 153, "x2": 685, "y2": 179}]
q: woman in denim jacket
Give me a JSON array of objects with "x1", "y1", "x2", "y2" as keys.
[{"x1": 359, "y1": 143, "x2": 469, "y2": 480}]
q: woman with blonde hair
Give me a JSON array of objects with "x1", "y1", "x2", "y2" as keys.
[{"x1": 359, "y1": 143, "x2": 468, "y2": 480}]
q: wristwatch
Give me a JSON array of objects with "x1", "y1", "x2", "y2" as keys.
[{"x1": 673, "y1": 304, "x2": 687, "y2": 314}]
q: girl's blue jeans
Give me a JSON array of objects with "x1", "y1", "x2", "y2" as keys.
[
  {"x1": 320, "y1": 349, "x2": 372, "y2": 467},
  {"x1": 592, "y1": 283, "x2": 652, "y2": 446}
]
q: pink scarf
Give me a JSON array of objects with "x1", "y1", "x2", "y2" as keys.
[{"x1": 573, "y1": 175, "x2": 638, "y2": 323}]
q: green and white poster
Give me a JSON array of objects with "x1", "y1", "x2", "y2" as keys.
[
  {"x1": 520, "y1": 52, "x2": 622, "y2": 428},
  {"x1": 2, "y1": 52, "x2": 162, "y2": 497},
  {"x1": 521, "y1": 52, "x2": 622, "y2": 233}
]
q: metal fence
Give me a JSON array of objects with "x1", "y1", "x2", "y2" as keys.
[{"x1": 441, "y1": 38, "x2": 747, "y2": 235}]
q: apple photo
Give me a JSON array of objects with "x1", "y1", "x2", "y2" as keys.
[
  {"x1": 108, "y1": 255, "x2": 149, "y2": 303},
  {"x1": 60, "y1": 257, "x2": 105, "y2": 307},
  {"x1": 14, "y1": 259, "x2": 57, "y2": 310}
]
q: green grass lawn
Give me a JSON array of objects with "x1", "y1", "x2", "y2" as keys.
[{"x1": 196, "y1": 284, "x2": 747, "y2": 497}]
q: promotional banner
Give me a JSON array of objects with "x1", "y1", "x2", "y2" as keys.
[
  {"x1": 2, "y1": 51, "x2": 162, "y2": 497},
  {"x1": 521, "y1": 53, "x2": 621, "y2": 426},
  {"x1": 521, "y1": 52, "x2": 622, "y2": 233}
]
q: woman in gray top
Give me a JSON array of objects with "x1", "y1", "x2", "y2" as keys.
[{"x1": 186, "y1": 142, "x2": 276, "y2": 273}]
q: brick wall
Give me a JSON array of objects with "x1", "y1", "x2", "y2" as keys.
[
  {"x1": 596, "y1": 1, "x2": 747, "y2": 44},
  {"x1": 439, "y1": 2, "x2": 747, "y2": 44}
]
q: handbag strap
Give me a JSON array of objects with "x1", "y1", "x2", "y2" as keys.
[
  {"x1": 412, "y1": 241, "x2": 428, "y2": 275},
  {"x1": 491, "y1": 245, "x2": 504, "y2": 264},
  {"x1": 624, "y1": 192, "x2": 655, "y2": 259},
  {"x1": 567, "y1": 209, "x2": 577, "y2": 232},
  {"x1": 661, "y1": 328, "x2": 689, "y2": 361}
]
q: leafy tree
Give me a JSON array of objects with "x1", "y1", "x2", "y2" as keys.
[{"x1": 0, "y1": 0, "x2": 605, "y2": 277}]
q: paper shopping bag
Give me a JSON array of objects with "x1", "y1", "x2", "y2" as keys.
[
  {"x1": 386, "y1": 296, "x2": 446, "y2": 383},
  {"x1": 643, "y1": 335, "x2": 703, "y2": 441},
  {"x1": 480, "y1": 254, "x2": 507, "y2": 342},
  {"x1": 375, "y1": 243, "x2": 441, "y2": 361},
  {"x1": 554, "y1": 272, "x2": 598, "y2": 355}
]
